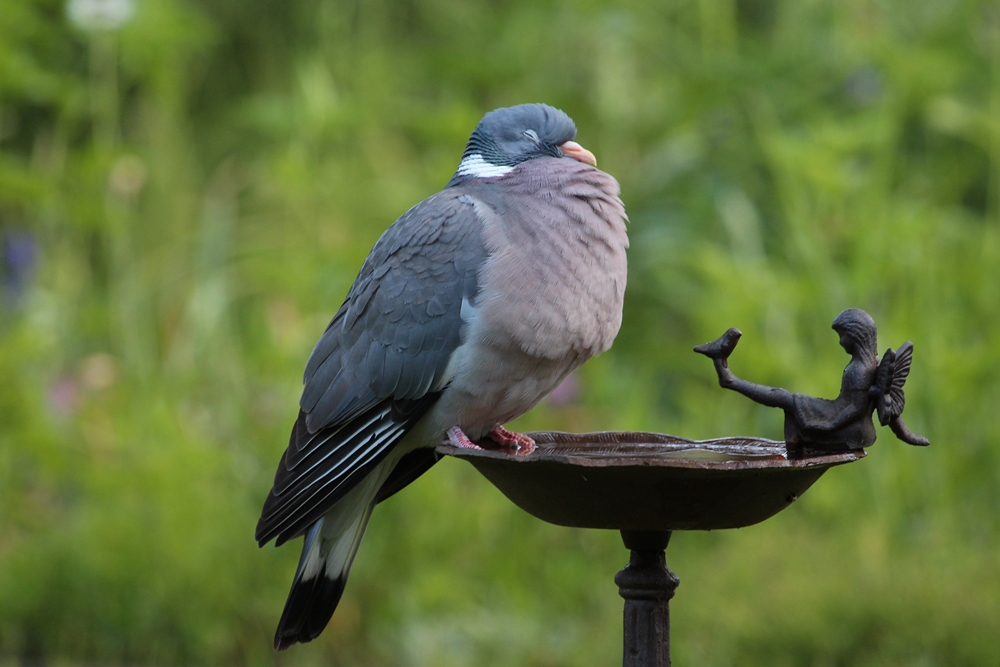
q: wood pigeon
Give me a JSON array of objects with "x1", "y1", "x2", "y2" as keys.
[{"x1": 256, "y1": 103, "x2": 629, "y2": 650}]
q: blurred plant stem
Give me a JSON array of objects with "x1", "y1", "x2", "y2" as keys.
[
  {"x1": 89, "y1": 29, "x2": 154, "y2": 379},
  {"x1": 88, "y1": 31, "x2": 120, "y2": 151}
]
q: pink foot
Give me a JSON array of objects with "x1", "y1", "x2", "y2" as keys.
[
  {"x1": 488, "y1": 425, "x2": 536, "y2": 456},
  {"x1": 447, "y1": 426, "x2": 484, "y2": 450}
]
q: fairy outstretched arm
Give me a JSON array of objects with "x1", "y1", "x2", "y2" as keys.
[{"x1": 695, "y1": 329, "x2": 797, "y2": 411}]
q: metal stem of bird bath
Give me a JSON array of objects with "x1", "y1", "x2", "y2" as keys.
[{"x1": 616, "y1": 530, "x2": 679, "y2": 667}]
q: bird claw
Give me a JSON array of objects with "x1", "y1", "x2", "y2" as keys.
[
  {"x1": 488, "y1": 425, "x2": 536, "y2": 456},
  {"x1": 447, "y1": 426, "x2": 484, "y2": 450},
  {"x1": 445, "y1": 425, "x2": 536, "y2": 456}
]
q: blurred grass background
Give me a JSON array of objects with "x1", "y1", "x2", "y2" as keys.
[{"x1": 2, "y1": 0, "x2": 999, "y2": 664}]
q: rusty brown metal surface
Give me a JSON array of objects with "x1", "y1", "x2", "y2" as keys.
[{"x1": 436, "y1": 430, "x2": 864, "y2": 532}]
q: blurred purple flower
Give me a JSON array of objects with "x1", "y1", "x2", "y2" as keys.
[
  {"x1": 49, "y1": 376, "x2": 80, "y2": 419},
  {"x1": 2, "y1": 228, "x2": 37, "y2": 306}
]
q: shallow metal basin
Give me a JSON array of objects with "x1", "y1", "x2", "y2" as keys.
[{"x1": 437, "y1": 431, "x2": 864, "y2": 531}]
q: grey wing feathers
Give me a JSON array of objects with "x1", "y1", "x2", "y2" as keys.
[
  {"x1": 302, "y1": 191, "x2": 486, "y2": 433},
  {"x1": 256, "y1": 397, "x2": 437, "y2": 546},
  {"x1": 256, "y1": 193, "x2": 487, "y2": 547}
]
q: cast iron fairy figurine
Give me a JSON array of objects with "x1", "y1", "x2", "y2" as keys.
[{"x1": 695, "y1": 309, "x2": 929, "y2": 455}]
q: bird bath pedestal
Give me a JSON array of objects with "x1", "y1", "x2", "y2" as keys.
[{"x1": 437, "y1": 431, "x2": 864, "y2": 667}]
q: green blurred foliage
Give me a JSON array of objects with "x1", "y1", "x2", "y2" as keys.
[{"x1": 1, "y1": 0, "x2": 999, "y2": 664}]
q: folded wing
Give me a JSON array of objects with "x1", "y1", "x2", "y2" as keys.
[{"x1": 256, "y1": 193, "x2": 487, "y2": 546}]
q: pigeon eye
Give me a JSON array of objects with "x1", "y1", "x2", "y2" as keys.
[{"x1": 523, "y1": 129, "x2": 539, "y2": 143}]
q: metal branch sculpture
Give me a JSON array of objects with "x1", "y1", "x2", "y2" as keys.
[{"x1": 694, "y1": 308, "x2": 929, "y2": 456}]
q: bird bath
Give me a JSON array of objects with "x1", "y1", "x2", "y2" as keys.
[{"x1": 436, "y1": 431, "x2": 864, "y2": 667}]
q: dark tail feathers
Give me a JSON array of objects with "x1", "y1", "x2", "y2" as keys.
[{"x1": 274, "y1": 571, "x2": 348, "y2": 650}]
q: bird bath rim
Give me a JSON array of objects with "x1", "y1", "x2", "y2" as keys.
[
  {"x1": 437, "y1": 430, "x2": 865, "y2": 470},
  {"x1": 436, "y1": 430, "x2": 865, "y2": 532}
]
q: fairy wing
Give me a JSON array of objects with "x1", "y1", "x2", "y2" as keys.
[
  {"x1": 884, "y1": 341, "x2": 915, "y2": 423},
  {"x1": 874, "y1": 341, "x2": 929, "y2": 446},
  {"x1": 874, "y1": 348, "x2": 896, "y2": 426}
]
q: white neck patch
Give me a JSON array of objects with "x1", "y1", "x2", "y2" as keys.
[{"x1": 456, "y1": 154, "x2": 514, "y2": 179}]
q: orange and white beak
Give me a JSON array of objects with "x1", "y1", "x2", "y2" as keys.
[{"x1": 558, "y1": 140, "x2": 597, "y2": 166}]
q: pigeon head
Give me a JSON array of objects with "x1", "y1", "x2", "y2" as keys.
[{"x1": 450, "y1": 104, "x2": 597, "y2": 185}]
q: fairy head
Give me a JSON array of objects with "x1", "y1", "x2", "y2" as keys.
[{"x1": 831, "y1": 308, "x2": 878, "y2": 361}]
